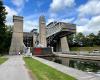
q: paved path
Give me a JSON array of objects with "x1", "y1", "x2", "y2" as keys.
[
  {"x1": 54, "y1": 53, "x2": 100, "y2": 61},
  {"x1": 33, "y1": 56, "x2": 100, "y2": 80},
  {"x1": 0, "y1": 55, "x2": 32, "y2": 80}
]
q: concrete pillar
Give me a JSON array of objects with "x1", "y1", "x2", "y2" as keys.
[
  {"x1": 60, "y1": 57, "x2": 70, "y2": 66},
  {"x1": 39, "y1": 16, "x2": 47, "y2": 47},
  {"x1": 32, "y1": 35, "x2": 34, "y2": 47},
  {"x1": 60, "y1": 36, "x2": 69, "y2": 52},
  {"x1": 56, "y1": 39, "x2": 61, "y2": 52},
  {"x1": 9, "y1": 16, "x2": 23, "y2": 55}
]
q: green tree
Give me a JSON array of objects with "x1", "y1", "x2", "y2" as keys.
[
  {"x1": 87, "y1": 33, "x2": 96, "y2": 46},
  {"x1": 68, "y1": 31, "x2": 100, "y2": 47},
  {"x1": 75, "y1": 32, "x2": 85, "y2": 46},
  {"x1": 68, "y1": 34, "x2": 75, "y2": 47},
  {"x1": 95, "y1": 31, "x2": 100, "y2": 46},
  {"x1": 0, "y1": 0, "x2": 7, "y2": 54},
  {"x1": 4, "y1": 25, "x2": 12, "y2": 53}
]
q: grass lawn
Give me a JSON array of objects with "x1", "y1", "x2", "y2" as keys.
[
  {"x1": 24, "y1": 57, "x2": 76, "y2": 80},
  {"x1": 0, "y1": 57, "x2": 8, "y2": 64}
]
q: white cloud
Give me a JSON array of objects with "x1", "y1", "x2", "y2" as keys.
[
  {"x1": 77, "y1": 25, "x2": 87, "y2": 33},
  {"x1": 47, "y1": 17, "x2": 74, "y2": 25},
  {"x1": 24, "y1": 21, "x2": 34, "y2": 32},
  {"x1": 50, "y1": 0, "x2": 75, "y2": 13},
  {"x1": 87, "y1": 15, "x2": 100, "y2": 30},
  {"x1": 5, "y1": 5, "x2": 18, "y2": 25},
  {"x1": 60, "y1": 18, "x2": 74, "y2": 23},
  {"x1": 49, "y1": 13, "x2": 57, "y2": 18},
  {"x1": 5, "y1": 5, "x2": 17, "y2": 17},
  {"x1": 12, "y1": 0, "x2": 28, "y2": 7},
  {"x1": 37, "y1": 1, "x2": 44, "y2": 8},
  {"x1": 11, "y1": 0, "x2": 28, "y2": 13},
  {"x1": 77, "y1": 15, "x2": 100, "y2": 34},
  {"x1": 12, "y1": 0, "x2": 24, "y2": 7},
  {"x1": 24, "y1": 19, "x2": 38, "y2": 32},
  {"x1": 78, "y1": 0, "x2": 100, "y2": 17},
  {"x1": 74, "y1": 18, "x2": 89, "y2": 26},
  {"x1": 5, "y1": 5, "x2": 38, "y2": 32},
  {"x1": 47, "y1": 18, "x2": 55, "y2": 24},
  {"x1": 76, "y1": 0, "x2": 100, "y2": 34}
]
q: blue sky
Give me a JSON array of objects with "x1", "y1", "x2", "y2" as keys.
[{"x1": 3, "y1": 0, "x2": 100, "y2": 34}]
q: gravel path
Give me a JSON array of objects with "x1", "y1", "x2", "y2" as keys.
[{"x1": 0, "y1": 55, "x2": 32, "y2": 80}]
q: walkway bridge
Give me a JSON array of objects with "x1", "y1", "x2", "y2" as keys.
[
  {"x1": 46, "y1": 22, "x2": 76, "y2": 52},
  {"x1": 46, "y1": 22, "x2": 76, "y2": 37}
]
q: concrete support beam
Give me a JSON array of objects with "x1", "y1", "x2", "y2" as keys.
[
  {"x1": 60, "y1": 57, "x2": 70, "y2": 66},
  {"x1": 60, "y1": 36, "x2": 69, "y2": 52},
  {"x1": 32, "y1": 35, "x2": 34, "y2": 47},
  {"x1": 9, "y1": 16, "x2": 23, "y2": 55},
  {"x1": 56, "y1": 39, "x2": 61, "y2": 52},
  {"x1": 39, "y1": 16, "x2": 47, "y2": 47}
]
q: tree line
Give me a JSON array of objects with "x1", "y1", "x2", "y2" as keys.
[
  {"x1": 0, "y1": 0, "x2": 12, "y2": 55},
  {"x1": 68, "y1": 31, "x2": 100, "y2": 47}
]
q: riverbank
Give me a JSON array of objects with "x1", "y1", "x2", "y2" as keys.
[{"x1": 70, "y1": 47, "x2": 100, "y2": 51}]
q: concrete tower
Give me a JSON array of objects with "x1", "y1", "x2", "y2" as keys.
[
  {"x1": 9, "y1": 15, "x2": 23, "y2": 55},
  {"x1": 39, "y1": 16, "x2": 47, "y2": 47}
]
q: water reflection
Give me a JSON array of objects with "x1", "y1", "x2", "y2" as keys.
[{"x1": 69, "y1": 60, "x2": 100, "y2": 74}]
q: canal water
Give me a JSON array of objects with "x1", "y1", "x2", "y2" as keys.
[
  {"x1": 39, "y1": 56, "x2": 100, "y2": 76},
  {"x1": 69, "y1": 60, "x2": 100, "y2": 76}
]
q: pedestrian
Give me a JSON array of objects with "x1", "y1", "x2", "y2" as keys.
[{"x1": 19, "y1": 51, "x2": 21, "y2": 55}]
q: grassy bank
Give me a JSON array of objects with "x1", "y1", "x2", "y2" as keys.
[
  {"x1": 0, "y1": 57, "x2": 8, "y2": 64},
  {"x1": 70, "y1": 47, "x2": 100, "y2": 51},
  {"x1": 24, "y1": 57, "x2": 76, "y2": 80}
]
